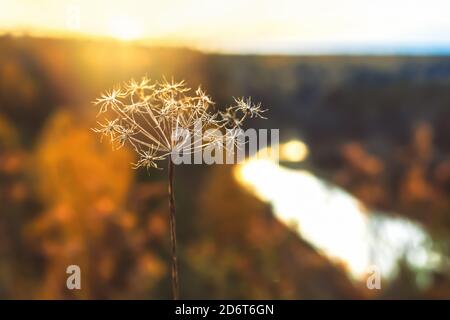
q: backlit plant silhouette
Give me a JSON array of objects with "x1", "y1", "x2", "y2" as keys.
[{"x1": 92, "y1": 76, "x2": 267, "y2": 299}]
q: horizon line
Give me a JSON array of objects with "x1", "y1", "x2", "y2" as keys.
[{"x1": 2, "y1": 31, "x2": 450, "y2": 57}]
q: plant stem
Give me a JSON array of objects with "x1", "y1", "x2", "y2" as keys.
[{"x1": 168, "y1": 159, "x2": 179, "y2": 300}]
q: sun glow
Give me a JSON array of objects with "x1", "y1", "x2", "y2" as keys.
[
  {"x1": 280, "y1": 140, "x2": 309, "y2": 162},
  {"x1": 108, "y1": 15, "x2": 143, "y2": 41},
  {"x1": 3, "y1": 0, "x2": 450, "y2": 53}
]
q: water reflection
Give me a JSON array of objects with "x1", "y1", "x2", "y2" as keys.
[{"x1": 235, "y1": 140, "x2": 440, "y2": 280}]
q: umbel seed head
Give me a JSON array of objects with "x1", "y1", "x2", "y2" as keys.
[{"x1": 92, "y1": 76, "x2": 267, "y2": 170}]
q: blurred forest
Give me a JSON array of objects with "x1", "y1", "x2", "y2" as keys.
[{"x1": 0, "y1": 35, "x2": 450, "y2": 299}]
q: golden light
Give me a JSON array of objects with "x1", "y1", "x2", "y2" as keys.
[
  {"x1": 280, "y1": 139, "x2": 309, "y2": 162},
  {"x1": 108, "y1": 15, "x2": 143, "y2": 41},
  {"x1": 2, "y1": 1, "x2": 450, "y2": 53}
]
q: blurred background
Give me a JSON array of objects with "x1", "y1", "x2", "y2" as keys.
[{"x1": 1, "y1": 0, "x2": 450, "y2": 299}]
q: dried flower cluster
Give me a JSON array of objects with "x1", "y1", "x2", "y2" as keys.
[{"x1": 93, "y1": 77, "x2": 267, "y2": 169}]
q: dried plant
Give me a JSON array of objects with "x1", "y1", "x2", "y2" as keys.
[{"x1": 92, "y1": 76, "x2": 267, "y2": 299}]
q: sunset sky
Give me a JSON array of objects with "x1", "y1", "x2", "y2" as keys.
[{"x1": 1, "y1": 0, "x2": 450, "y2": 54}]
